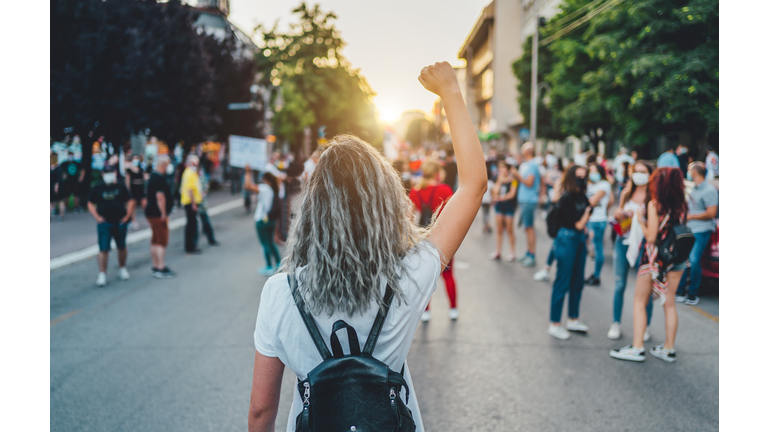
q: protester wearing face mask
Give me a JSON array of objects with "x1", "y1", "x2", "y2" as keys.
[
  {"x1": 180, "y1": 155, "x2": 203, "y2": 254},
  {"x1": 125, "y1": 155, "x2": 145, "y2": 230},
  {"x1": 548, "y1": 165, "x2": 592, "y2": 340},
  {"x1": 607, "y1": 162, "x2": 655, "y2": 340},
  {"x1": 57, "y1": 151, "x2": 85, "y2": 218},
  {"x1": 584, "y1": 163, "x2": 612, "y2": 286},
  {"x1": 88, "y1": 166, "x2": 134, "y2": 287}
]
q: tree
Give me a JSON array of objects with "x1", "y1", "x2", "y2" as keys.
[
  {"x1": 512, "y1": 0, "x2": 718, "y2": 155},
  {"x1": 255, "y1": 2, "x2": 383, "y2": 153}
]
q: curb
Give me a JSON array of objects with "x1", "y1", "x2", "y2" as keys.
[{"x1": 50, "y1": 198, "x2": 244, "y2": 271}]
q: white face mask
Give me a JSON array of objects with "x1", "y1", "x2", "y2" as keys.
[
  {"x1": 103, "y1": 173, "x2": 117, "y2": 184},
  {"x1": 132, "y1": 159, "x2": 140, "y2": 167},
  {"x1": 165, "y1": 164, "x2": 174, "y2": 175},
  {"x1": 632, "y1": 172, "x2": 649, "y2": 186}
]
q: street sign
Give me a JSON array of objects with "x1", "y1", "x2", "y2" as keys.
[
  {"x1": 229, "y1": 135, "x2": 268, "y2": 170},
  {"x1": 227, "y1": 102, "x2": 256, "y2": 110}
]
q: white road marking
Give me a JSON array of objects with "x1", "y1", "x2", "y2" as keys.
[{"x1": 50, "y1": 198, "x2": 244, "y2": 271}]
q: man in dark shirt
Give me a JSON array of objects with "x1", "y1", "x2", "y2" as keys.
[
  {"x1": 144, "y1": 155, "x2": 176, "y2": 278},
  {"x1": 443, "y1": 148, "x2": 458, "y2": 192},
  {"x1": 88, "y1": 166, "x2": 134, "y2": 287}
]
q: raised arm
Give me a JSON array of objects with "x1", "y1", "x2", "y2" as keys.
[{"x1": 418, "y1": 62, "x2": 487, "y2": 270}]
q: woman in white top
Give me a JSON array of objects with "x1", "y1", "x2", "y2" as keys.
[
  {"x1": 248, "y1": 62, "x2": 487, "y2": 432},
  {"x1": 584, "y1": 163, "x2": 613, "y2": 286},
  {"x1": 607, "y1": 161, "x2": 654, "y2": 340},
  {"x1": 244, "y1": 168, "x2": 281, "y2": 276}
]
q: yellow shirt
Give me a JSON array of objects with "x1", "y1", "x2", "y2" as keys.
[{"x1": 180, "y1": 169, "x2": 202, "y2": 205}]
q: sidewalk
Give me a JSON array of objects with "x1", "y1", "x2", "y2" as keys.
[{"x1": 50, "y1": 188, "x2": 248, "y2": 259}]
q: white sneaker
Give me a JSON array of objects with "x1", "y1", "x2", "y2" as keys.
[
  {"x1": 607, "y1": 322, "x2": 621, "y2": 340},
  {"x1": 533, "y1": 268, "x2": 550, "y2": 282},
  {"x1": 610, "y1": 345, "x2": 646, "y2": 362},
  {"x1": 448, "y1": 308, "x2": 459, "y2": 320},
  {"x1": 420, "y1": 311, "x2": 431, "y2": 322},
  {"x1": 650, "y1": 344, "x2": 677, "y2": 363},
  {"x1": 548, "y1": 324, "x2": 571, "y2": 340},
  {"x1": 118, "y1": 267, "x2": 130, "y2": 281},
  {"x1": 506, "y1": 254, "x2": 516, "y2": 262},
  {"x1": 566, "y1": 319, "x2": 589, "y2": 333},
  {"x1": 96, "y1": 272, "x2": 107, "y2": 287},
  {"x1": 643, "y1": 328, "x2": 651, "y2": 342}
]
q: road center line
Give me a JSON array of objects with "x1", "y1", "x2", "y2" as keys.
[
  {"x1": 688, "y1": 306, "x2": 719, "y2": 323},
  {"x1": 51, "y1": 309, "x2": 81, "y2": 327}
]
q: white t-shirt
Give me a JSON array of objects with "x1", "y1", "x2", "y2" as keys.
[
  {"x1": 253, "y1": 183, "x2": 274, "y2": 222},
  {"x1": 706, "y1": 151, "x2": 718, "y2": 180},
  {"x1": 482, "y1": 179, "x2": 495, "y2": 204},
  {"x1": 253, "y1": 242, "x2": 442, "y2": 432},
  {"x1": 587, "y1": 180, "x2": 611, "y2": 222}
]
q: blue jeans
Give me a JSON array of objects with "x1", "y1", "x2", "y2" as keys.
[
  {"x1": 550, "y1": 228, "x2": 587, "y2": 323},
  {"x1": 677, "y1": 231, "x2": 712, "y2": 298},
  {"x1": 97, "y1": 221, "x2": 128, "y2": 252},
  {"x1": 613, "y1": 237, "x2": 653, "y2": 324},
  {"x1": 587, "y1": 221, "x2": 607, "y2": 278}
]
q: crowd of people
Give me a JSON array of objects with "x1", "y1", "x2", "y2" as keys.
[{"x1": 388, "y1": 136, "x2": 719, "y2": 364}]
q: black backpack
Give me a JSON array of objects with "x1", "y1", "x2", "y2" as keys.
[
  {"x1": 267, "y1": 188, "x2": 281, "y2": 222},
  {"x1": 545, "y1": 202, "x2": 560, "y2": 239},
  {"x1": 658, "y1": 213, "x2": 695, "y2": 266},
  {"x1": 289, "y1": 275, "x2": 416, "y2": 432},
  {"x1": 415, "y1": 187, "x2": 437, "y2": 228}
]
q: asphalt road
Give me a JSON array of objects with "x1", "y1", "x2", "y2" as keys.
[{"x1": 50, "y1": 206, "x2": 719, "y2": 431}]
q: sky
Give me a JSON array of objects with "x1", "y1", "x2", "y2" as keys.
[{"x1": 223, "y1": 0, "x2": 491, "y2": 123}]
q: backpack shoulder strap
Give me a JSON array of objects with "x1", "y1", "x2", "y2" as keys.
[
  {"x1": 362, "y1": 285, "x2": 394, "y2": 355},
  {"x1": 288, "y1": 274, "x2": 332, "y2": 360}
]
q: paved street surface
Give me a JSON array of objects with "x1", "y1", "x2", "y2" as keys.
[{"x1": 51, "y1": 208, "x2": 718, "y2": 431}]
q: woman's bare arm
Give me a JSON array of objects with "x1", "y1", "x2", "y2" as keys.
[
  {"x1": 418, "y1": 62, "x2": 487, "y2": 271},
  {"x1": 248, "y1": 352, "x2": 285, "y2": 432},
  {"x1": 243, "y1": 165, "x2": 260, "y2": 193}
]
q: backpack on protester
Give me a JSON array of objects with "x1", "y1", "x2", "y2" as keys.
[
  {"x1": 657, "y1": 213, "x2": 695, "y2": 266},
  {"x1": 415, "y1": 187, "x2": 438, "y2": 228},
  {"x1": 267, "y1": 189, "x2": 282, "y2": 222},
  {"x1": 288, "y1": 275, "x2": 416, "y2": 432},
  {"x1": 545, "y1": 202, "x2": 560, "y2": 239}
]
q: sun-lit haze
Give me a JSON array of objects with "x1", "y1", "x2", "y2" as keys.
[{"x1": 224, "y1": 0, "x2": 489, "y2": 123}]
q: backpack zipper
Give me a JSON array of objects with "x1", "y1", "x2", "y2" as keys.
[
  {"x1": 303, "y1": 382, "x2": 311, "y2": 411},
  {"x1": 390, "y1": 387, "x2": 396, "y2": 406}
]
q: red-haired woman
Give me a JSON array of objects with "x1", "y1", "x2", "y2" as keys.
[{"x1": 610, "y1": 168, "x2": 688, "y2": 363}]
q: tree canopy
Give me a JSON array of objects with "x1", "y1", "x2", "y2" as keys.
[
  {"x1": 512, "y1": 0, "x2": 718, "y2": 154},
  {"x1": 255, "y1": 2, "x2": 383, "y2": 152}
]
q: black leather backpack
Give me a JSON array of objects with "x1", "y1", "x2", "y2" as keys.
[
  {"x1": 289, "y1": 275, "x2": 416, "y2": 432},
  {"x1": 658, "y1": 213, "x2": 695, "y2": 266}
]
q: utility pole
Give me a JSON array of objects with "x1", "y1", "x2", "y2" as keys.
[{"x1": 530, "y1": 16, "x2": 546, "y2": 149}]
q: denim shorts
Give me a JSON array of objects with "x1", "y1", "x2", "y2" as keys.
[
  {"x1": 97, "y1": 222, "x2": 128, "y2": 251},
  {"x1": 519, "y1": 202, "x2": 537, "y2": 228},
  {"x1": 494, "y1": 200, "x2": 517, "y2": 217}
]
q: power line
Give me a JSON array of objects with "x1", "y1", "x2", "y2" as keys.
[
  {"x1": 545, "y1": 0, "x2": 605, "y2": 34},
  {"x1": 540, "y1": 0, "x2": 624, "y2": 46}
]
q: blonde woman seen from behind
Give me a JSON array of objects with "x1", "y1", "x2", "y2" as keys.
[{"x1": 248, "y1": 62, "x2": 487, "y2": 432}]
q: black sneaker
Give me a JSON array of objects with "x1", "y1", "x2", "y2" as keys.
[
  {"x1": 185, "y1": 248, "x2": 203, "y2": 255},
  {"x1": 151, "y1": 267, "x2": 165, "y2": 278},
  {"x1": 684, "y1": 295, "x2": 699, "y2": 305},
  {"x1": 585, "y1": 275, "x2": 601, "y2": 286},
  {"x1": 161, "y1": 267, "x2": 176, "y2": 278}
]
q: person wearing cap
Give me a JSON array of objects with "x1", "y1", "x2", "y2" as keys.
[
  {"x1": 180, "y1": 155, "x2": 203, "y2": 254},
  {"x1": 87, "y1": 166, "x2": 134, "y2": 287}
]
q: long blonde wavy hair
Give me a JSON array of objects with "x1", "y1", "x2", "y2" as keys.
[{"x1": 280, "y1": 134, "x2": 431, "y2": 316}]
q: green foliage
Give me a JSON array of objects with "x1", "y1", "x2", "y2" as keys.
[
  {"x1": 256, "y1": 2, "x2": 383, "y2": 151},
  {"x1": 512, "y1": 0, "x2": 718, "y2": 149}
]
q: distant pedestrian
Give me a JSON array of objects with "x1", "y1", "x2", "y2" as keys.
[
  {"x1": 705, "y1": 146, "x2": 718, "y2": 180},
  {"x1": 676, "y1": 145, "x2": 690, "y2": 174},
  {"x1": 196, "y1": 161, "x2": 219, "y2": 247},
  {"x1": 675, "y1": 162, "x2": 718, "y2": 305},
  {"x1": 57, "y1": 151, "x2": 84, "y2": 218},
  {"x1": 584, "y1": 163, "x2": 612, "y2": 286},
  {"x1": 442, "y1": 148, "x2": 458, "y2": 192},
  {"x1": 611, "y1": 168, "x2": 687, "y2": 363},
  {"x1": 480, "y1": 164, "x2": 494, "y2": 234},
  {"x1": 180, "y1": 155, "x2": 203, "y2": 254},
  {"x1": 409, "y1": 158, "x2": 458, "y2": 321},
  {"x1": 489, "y1": 160, "x2": 518, "y2": 261},
  {"x1": 607, "y1": 161, "x2": 654, "y2": 340},
  {"x1": 547, "y1": 165, "x2": 592, "y2": 340},
  {"x1": 656, "y1": 143, "x2": 680, "y2": 169},
  {"x1": 612, "y1": 147, "x2": 635, "y2": 186},
  {"x1": 51, "y1": 153, "x2": 61, "y2": 217},
  {"x1": 243, "y1": 166, "x2": 281, "y2": 276},
  {"x1": 533, "y1": 170, "x2": 565, "y2": 283},
  {"x1": 125, "y1": 154, "x2": 145, "y2": 230},
  {"x1": 144, "y1": 155, "x2": 176, "y2": 278},
  {"x1": 392, "y1": 159, "x2": 413, "y2": 195},
  {"x1": 87, "y1": 166, "x2": 134, "y2": 287},
  {"x1": 511, "y1": 142, "x2": 541, "y2": 267}
]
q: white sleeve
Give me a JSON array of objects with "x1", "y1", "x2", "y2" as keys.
[{"x1": 254, "y1": 281, "x2": 280, "y2": 357}]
